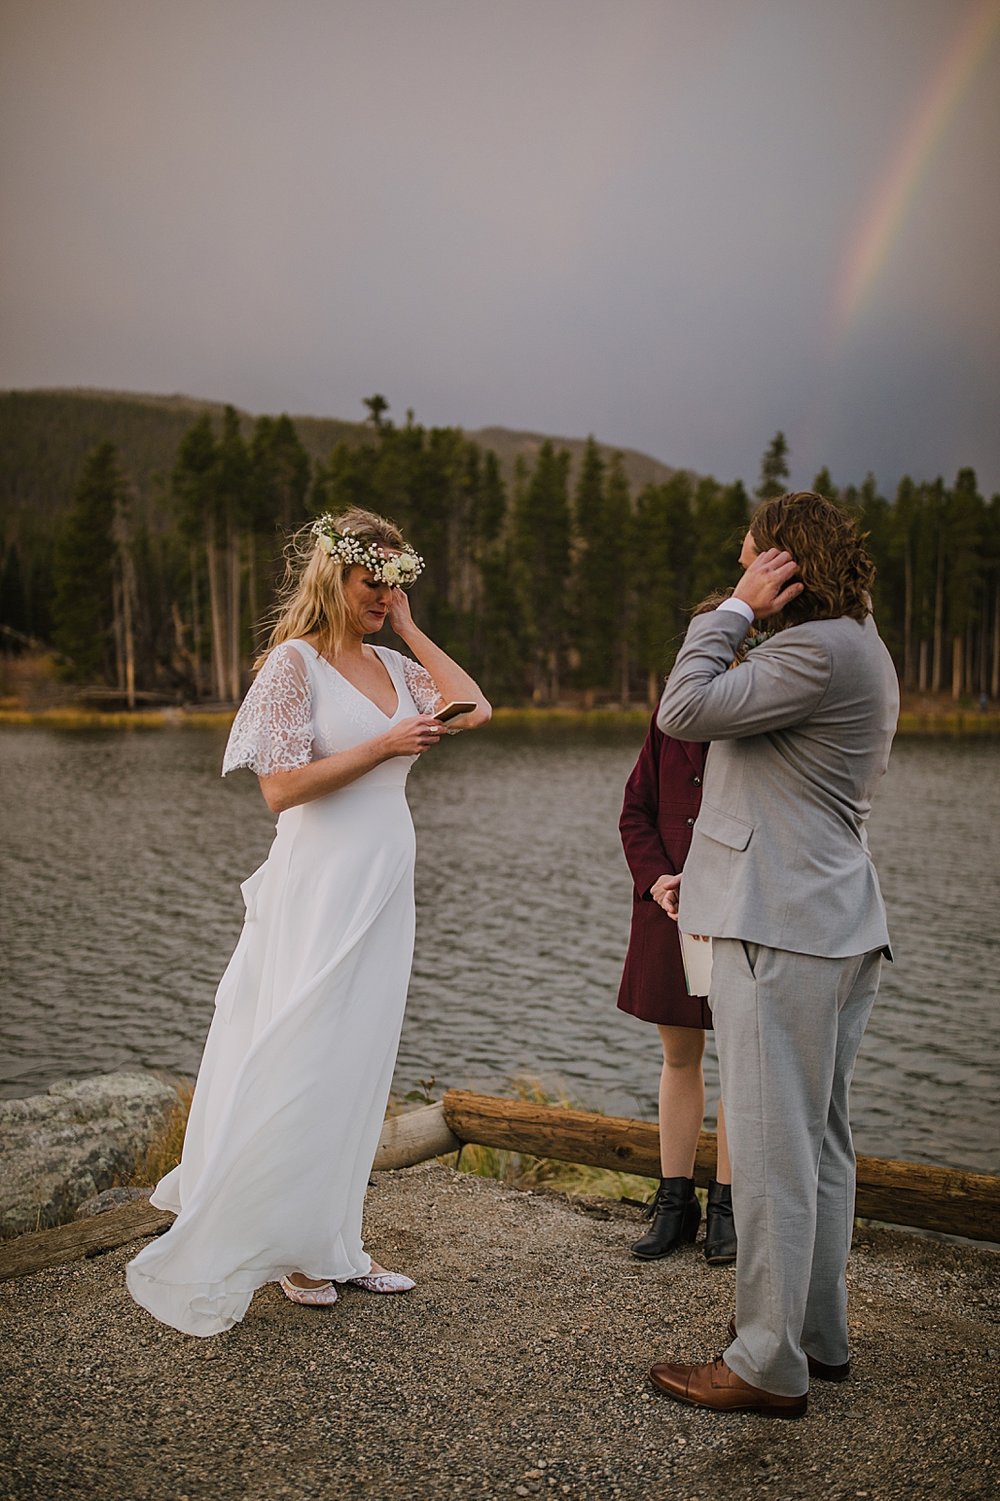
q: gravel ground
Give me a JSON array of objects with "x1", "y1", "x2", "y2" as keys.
[{"x1": 1, "y1": 1162, "x2": 997, "y2": 1501}]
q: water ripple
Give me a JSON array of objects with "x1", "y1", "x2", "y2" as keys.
[{"x1": 0, "y1": 727, "x2": 997, "y2": 1174}]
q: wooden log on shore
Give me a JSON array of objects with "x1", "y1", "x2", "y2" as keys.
[
  {"x1": 0, "y1": 1200, "x2": 172, "y2": 1283},
  {"x1": 373, "y1": 1101, "x2": 460, "y2": 1171},
  {"x1": 441, "y1": 1089, "x2": 1000, "y2": 1242},
  {"x1": 3, "y1": 1094, "x2": 995, "y2": 1285}
]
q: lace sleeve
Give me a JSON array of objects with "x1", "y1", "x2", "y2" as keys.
[
  {"x1": 400, "y1": 655, "x2": 444, "y2": 715},
  {"x1": 222, "y1": 643, "x2": 314, "y2": 777}
]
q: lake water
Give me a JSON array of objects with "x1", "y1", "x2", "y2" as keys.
[{"x1": 0, "y1": 724, "x2": 997, "y2": 1175}]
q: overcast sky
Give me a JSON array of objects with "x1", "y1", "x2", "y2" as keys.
[{"x1": 2, "y1": 0, "x2": 999, "y2": 494}]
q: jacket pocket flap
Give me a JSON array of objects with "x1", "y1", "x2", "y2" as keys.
[{"x1": 696, "y1": 804, "x2": 754, "y2": 852}]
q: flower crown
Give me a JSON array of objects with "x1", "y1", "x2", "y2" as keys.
[{"x1": 310, "y1": 516, "x2": 424, "y2": 588}]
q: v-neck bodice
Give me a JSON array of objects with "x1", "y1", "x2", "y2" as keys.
[
  {"x1": 287, "y1": 639, "x2": 417, "y2": 789},
  {"x1": 307, "y1": 642, "x2": 401, "y2": 722}
]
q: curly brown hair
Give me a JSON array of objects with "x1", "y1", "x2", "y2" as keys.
[{"x1": 749, "y1": 491, "x2": 876, "y2": 629}]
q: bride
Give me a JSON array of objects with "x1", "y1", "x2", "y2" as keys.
[{"x1": 127, "y1": 507, "x2": 490, "y2": 1336}]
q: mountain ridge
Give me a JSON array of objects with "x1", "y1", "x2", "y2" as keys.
[{"x1": 0, "y1": 387, "x2": 683, "y2": 538}]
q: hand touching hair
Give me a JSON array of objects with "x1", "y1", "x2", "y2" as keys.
[{"x1": 749, "y1": 491, "x2": 876, "y2": 630}]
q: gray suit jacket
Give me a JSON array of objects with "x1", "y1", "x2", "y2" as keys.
[{"x1": 657, "y1": 610, "x2": 899, "y2": 957}]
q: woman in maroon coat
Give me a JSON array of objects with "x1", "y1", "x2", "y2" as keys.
[{"x1": 617, "y1": 714, "x2": 736, "y2": 1263}]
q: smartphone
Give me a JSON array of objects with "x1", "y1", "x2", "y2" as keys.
[{"x1": 434, "y1": 700, "x2": 477, "y2": 723}]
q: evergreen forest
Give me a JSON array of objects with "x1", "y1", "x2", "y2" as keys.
[{"x1": 1, "y1": 390, "x2": 998, "y2": 708}]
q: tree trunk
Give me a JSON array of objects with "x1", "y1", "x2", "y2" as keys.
[
  {"x1": 111, "y1": 574, "x2": 124, "y2": 691},
  {"x1": 931, "y1": 539, "x2": 945, "y2": 693},
  {"x1": 228, "y1": 523, "x2": 242, "y2": 703},
  {"x1": 205, "y1": 536, "x2": 227, "y2": 701},
  {"x1": 647, "y1": 669, "x2": 659, "y2": 708},
  {"x1": 121, "y1": 549, "x2": 136, "y2": 711},
  {"x1": 247, "y1": 531, "x2": 258, "y2": 648},
  {"x1": 951, "y1": 635, "x2": 963, "y2": 701},
  {"x1": 992, "y1": 587, "x2": 999, "y2": 701},
  {"x1": 918, "y1": 638, "x2": 928, "y2": 693},
  {"x1": 189, "y1": 546, "x2": 202, "y2": 698},
  {"x1": 902, "y1": 542, "x2": 914, "y2": 689}
]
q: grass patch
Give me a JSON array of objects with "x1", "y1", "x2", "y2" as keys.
[
  {"x1": 0, "y1": 708, "x2": 233, "y2": 730},
  {"x1": 125, "y1": 1077, "x2": 195, "y2": 1187},
  {"x1": 445, "y1": 1077, "x2": 657, "y2": 1205},
  {"x1": 4, "y1": 702, "x2": 998, "y2": 735}
]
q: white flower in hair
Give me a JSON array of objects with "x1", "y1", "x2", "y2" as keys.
[{"x1": 309, "y1": 515, "x2": 425, "y2": 588}]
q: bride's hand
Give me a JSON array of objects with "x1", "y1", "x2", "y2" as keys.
[
  {"x1": 387, "y1": 587, "x2": 415, "y2": 637},
  {"x1": 381, "y1": 714, "x2": 444, "y2": 757}
]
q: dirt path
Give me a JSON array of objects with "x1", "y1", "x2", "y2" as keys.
[{"x1": 1, "y1": 1162, "x2": 997, "y2": 1500}]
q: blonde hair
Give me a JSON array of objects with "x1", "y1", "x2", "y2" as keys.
[{"x1": 255, "y1": 506, "x2": 405, "y2": 668}]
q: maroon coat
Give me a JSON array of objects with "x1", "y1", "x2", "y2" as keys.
[{"x1": 616, "y1": 712, "x2": 711, "y2": 1028}]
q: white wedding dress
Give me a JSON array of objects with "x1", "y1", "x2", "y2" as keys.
[{"x1": 126, "y1": 639, "x2": 441, "y2": 1337}]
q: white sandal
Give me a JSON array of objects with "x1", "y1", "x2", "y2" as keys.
[
  {"x1": 279, "y1": 1276, "x2": 339, "y2": 1306},
  {"x1": 345, "y1": 1270, "x2": 416, "y2": 1294}
]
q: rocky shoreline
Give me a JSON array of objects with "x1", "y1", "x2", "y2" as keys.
[
  {"x1": 1, "y1": 1162, "x2": 997, "y2": 1500},
  {"x1": 0, "y1": 1072, "x2": 177, "y2": 1238}
]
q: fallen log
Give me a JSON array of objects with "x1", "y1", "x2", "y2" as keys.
[
  {"x1": 441, "y1": 1089, "x2": 1000, "y2": 1242},
  {"x1": 3, "y1": 1094, "x2": 995, "y2": 1285},
  {"x1": 0, "y1": 1199, "x2": 172, "y2": 1283},
  {"x1": 373, "y1": 1101, "x2": 460, "y2": 1171}
]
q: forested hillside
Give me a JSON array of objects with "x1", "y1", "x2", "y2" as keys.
[{"x1": 1, "y1": 389, "x2": 997, "y2": 708}]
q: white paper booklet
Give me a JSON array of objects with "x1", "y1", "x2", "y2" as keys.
[{"x1": 679, "y1": 932, "x2": 713, "y2": 997}]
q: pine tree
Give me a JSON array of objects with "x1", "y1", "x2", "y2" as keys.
[
  {"x1": 604, "y1": 455, "x2": 632, "y2": 703},
  {"x1": 172, "y1": 414, "x2": 220, "y2": 698},
  {"x1": 691, "y1": 478, "x2": 750, "y2": 603},
  {"x1": 756, "y1": 432, "x2": 790, "y2": 501},
  {"x1": 512, "y1": 440, "x2": 572, "y2": 702},
  {"x1": 631, "y1": 474, "x2": 696, "y2": 701},
  {"x1": 572, "y1": 437, "x2": 607, "y2": 694},
  {"x1": 363, "y1": 394, "x2": 390, "y2": 431},
  {"x1": 51, "y1": 444, "x2": 121, "y2": 680},
  {"x1": 945, "y1": 469, "x2": 984, "y2": 699},
  {"x1": 217, "y1": 406, "x2": 251, "y2": 700},
  {"x1": 811, "y1": 466, "x2": 836, "y2": 500},
  {"x1": 249, "y1": 414, "x2": 311, "y2": 646}
]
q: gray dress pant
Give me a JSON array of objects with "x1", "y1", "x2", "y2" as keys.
[{"x1": 710, "y1": 939, "x2": 882, "y2": 1396}]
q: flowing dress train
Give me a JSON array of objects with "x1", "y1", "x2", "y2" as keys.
[{"x1": 126, "y1": 640, "x2": 440, "y2": 1336}]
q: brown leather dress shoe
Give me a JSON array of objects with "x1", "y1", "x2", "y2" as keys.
[
  {"x1": 726, "y1": 1316, "x2": 851, "y2": 1383},
  {"x1": 649, "y1": 1356, "x2": 807, "y2": 1418}
]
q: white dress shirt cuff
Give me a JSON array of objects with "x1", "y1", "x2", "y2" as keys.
[{"x1": 716, "y1": 597, "x2": 754, "y2": 624}]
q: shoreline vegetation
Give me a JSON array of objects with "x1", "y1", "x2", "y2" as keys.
[
  {"x1": 3, "y1": 390, "x2": 999, "y2": 718},
  {"x1": 2, "y1": 699, "x2": 999, "y2": 735}
]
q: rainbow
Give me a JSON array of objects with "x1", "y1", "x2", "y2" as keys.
[{"x1": 836, "y1": 0, "x2": 1000, "y2": 330}]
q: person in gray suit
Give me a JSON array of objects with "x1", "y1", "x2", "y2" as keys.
[{"x1": 648, "y1": 491, "x2": 898, "y2": 1419}]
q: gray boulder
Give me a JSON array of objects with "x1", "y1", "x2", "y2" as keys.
[
  {"x1": 74, "y1": 1186, "x2": 153, "y2": 1219},
  {"x1": 0, "y1": 1072, "x2": 178, "y2": 1238}
]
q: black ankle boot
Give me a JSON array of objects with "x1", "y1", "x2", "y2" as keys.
[
  {"x1": 631, "y1": 1176, "x2": 700, "y2": 1260},
  {"x1": 704, "y1": 1178, "x2": 738, "y2": 1265}
]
